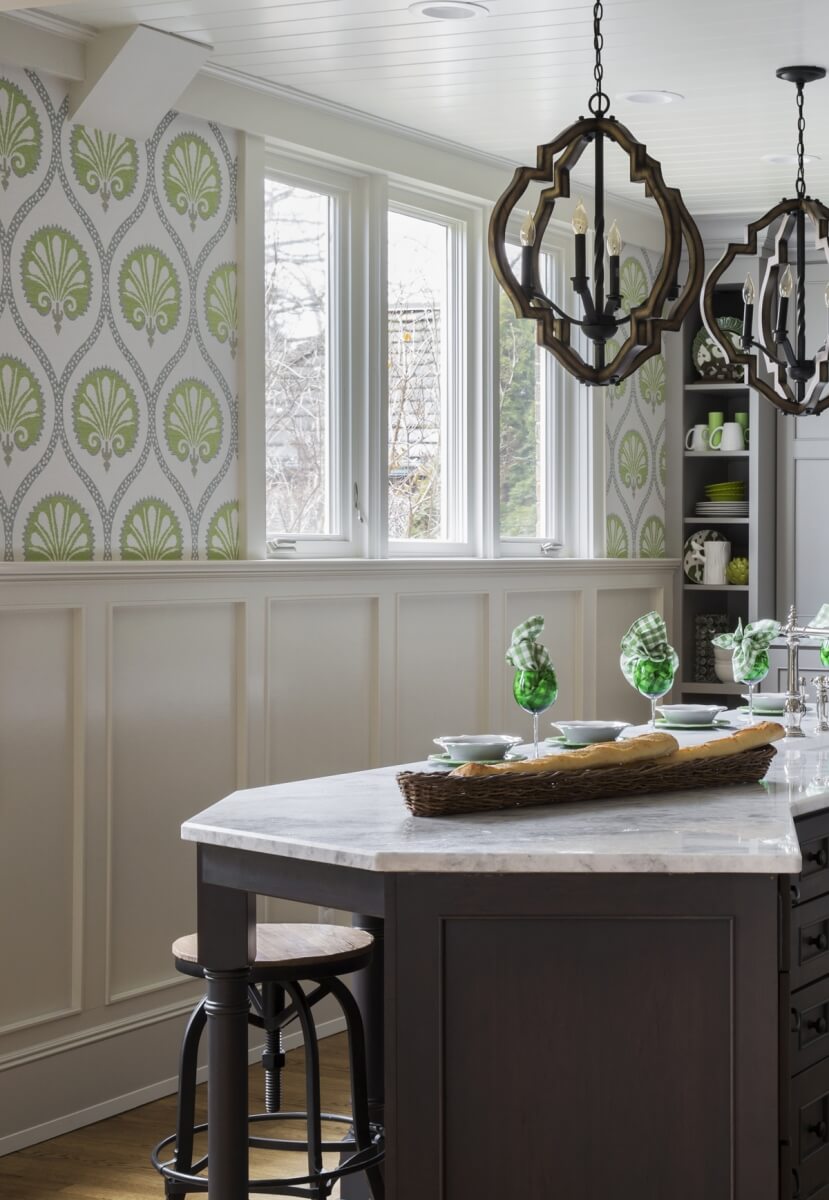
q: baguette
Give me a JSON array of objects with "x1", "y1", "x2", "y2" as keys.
[
  {"x1": 451, "y1": 731, "x2": 679, "y2": 778},
  {"x1": 660, "y1": 720, "x2": 784, "y2": 765}
]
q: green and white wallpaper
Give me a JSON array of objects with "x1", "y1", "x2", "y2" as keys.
[
  {"x1": 604, "y1": 246, "x2": 666, "y2": 559},
  {"x1": 0, "y1": 67, "x2": 240, "y2": 561}
]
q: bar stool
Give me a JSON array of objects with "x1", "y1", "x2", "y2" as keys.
[{"x1": 151, "y1": 924, "x2": 385, "y2": 1199}]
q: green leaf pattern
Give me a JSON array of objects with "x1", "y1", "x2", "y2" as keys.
[
  {"x1": 204, "y1": 263, "x2": 238, "y2": 356},
  {"x1": 164, "y1": 378, "x2": 222, "y2": 474},
  {"x1": 619, "y1": 430, "x2": 648, "y2": 495},
  {"x1": 120, "y1": 498, "x2": 183, "y2": 560},
  {"x1": 638, "y1": 354, "x2": 666, "y2": 411},
  {"x1": 0, "y1": 355, "x2": 43, "y2": 465},
  {"x1": 606, "y1": 515, "x2": 629, "y2": 559},
  {"x1": 163, "y1": 133, "x2": 221, "y2": 231},
  {"x1": 23, "y1": 494, "x2": 94, "y2": 561},
  {"x1": 118, "y1": 245, "x2": 181, "y2": 346},
  {"x1": 0, "y1": 78, "x2": 41, "y2": 190},
  {"x1": 639, "y1": 516, "x2": 666, "y2": 558},
  {"x1": 70, "y1": 125, "x2": 137, "y2": 211},
  {"x1": 620, "y1": 257, "x2": 648, "y2": 313},
  {"x1": 22, "y1": 226, "x2": 91, "y2": 333},
  {"x1": 207, "y1": 501, "x2": 240, "y2": 559},
  {"x1": 72, "y1": 367, "x2": 138, "y2": 469}
]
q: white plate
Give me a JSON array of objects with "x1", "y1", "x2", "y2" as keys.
[
  {"x1": 654, "y1": 718, "x2": 734, "y2": 731},
  {"x1": 434, "y1": 734, "x2": 522, "y2": 762},
  {"x1": 427, "y1": 752, "x2": 527, "y2": 768}
]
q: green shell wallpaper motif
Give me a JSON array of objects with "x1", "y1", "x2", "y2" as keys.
[
  {"x1": 23, "y1": 494, "x2": 94, "y2": 561},
  {"x1": 207, "y1": 500, "x2": 240, "y2": 560},
  {"x1": 163, "y1": 133, "x2": 221, "y2": 231},
  {"x1": 21, "y1": 225, "x2": 91, "y2": 333},
  {"x1": 70, "y1": 125, "x2": 137, "y2": 211},
  {"x1": 164, "y1": 378, "x2": 222, "y2": 475},
  {"x1": 205, "y1": 263, "x2": 238, "y2": 357},
  {"x1": 72, "y1": 367, "x2": 138, "y2": 469},
  {"x1": 0, "y1": 67, "x2": 238, "y2": 560},
  {"x1": 118, "y1": 245, "x2": 181, "y2": 346},
  {"x1": 0, "y1": 355, "x2": 43, "y2": 465},
  {"x1": 0, "y1": 78, "x2": 41, "y2": 190},
  {"x1": 605, "y1": 245, "x2": 666, "y2": 558},
  {"x1": 120, "y1": 498, "x2": 183, "y2": 560}
]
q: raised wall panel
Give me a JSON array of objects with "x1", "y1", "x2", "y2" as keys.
[
  {"x1": 794, "y1": 460, "x2": 829, "y2": 618},
  {"x1": 267, "y1": 596, "x2": 378, "y2": 784},
  {"x1": 396, "y1": 593, "x2": 488, "y2": 762},
  {"x1": 0, "y1": 609, "x2": 80, "y2": 1031},
  {"x1": 596, "y1": 588, "x2": 659, "y2": 724},
  {"x1": 108, "y1": 603, "x2": 241, "y2": 1002},
  {"x1": 503, "y1": 591, "x2": 579, "y2": 734}
]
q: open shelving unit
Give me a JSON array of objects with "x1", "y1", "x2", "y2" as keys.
[{"x1": 669, "y1": 283, "x2": 777, "y2": 704}]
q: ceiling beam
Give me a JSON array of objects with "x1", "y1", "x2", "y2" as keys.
[{"x1": 68, "y1": 25, "x2": 212, "y2": 140}]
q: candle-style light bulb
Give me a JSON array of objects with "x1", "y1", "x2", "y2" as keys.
[
  {"x1": 743, "y1": 274, "x2": 756, "y2": 305},
  {"x1": 607, "y1": 220, "x2": 622, "y2": 258},
  {"x1": 571, "y1": 199, "x2": 589, "y2": 236},
  {"x1": 519, "y1": 211, "x2": 536, "y2": 247},
  {"x1": 780, "y1": 264, "x2": 794, "y2": 298}
]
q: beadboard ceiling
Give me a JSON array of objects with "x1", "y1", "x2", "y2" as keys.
[{"x1": 26, "y1": 0, "x2": 829, "y2": 214}]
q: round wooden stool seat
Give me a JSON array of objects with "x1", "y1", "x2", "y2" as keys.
[{"x1": 172, "y1": 923, "x2": 374, "y2": 982}]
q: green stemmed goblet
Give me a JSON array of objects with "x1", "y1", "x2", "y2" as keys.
[
  {"x1": 513, "y1": 666, "x2": 558, "y2": 759},
  {"x1": 821, "y1": 641, "x2": 829, "y2": 670},
  {"x1": 735, "y1": 650, "x2": 770, "y2": 721},
  {"x1": 632, "y1": 657, "x2": 676, "y2": 728}
]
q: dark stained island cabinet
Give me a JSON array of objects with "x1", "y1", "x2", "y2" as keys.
[{"x1": 182, "y1": 756, "x2": 829, "y2": 1200}]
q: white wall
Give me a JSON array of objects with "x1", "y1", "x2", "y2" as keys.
[{"x1": 0, "y1": 557, "x2": 677, "y2": 1152}]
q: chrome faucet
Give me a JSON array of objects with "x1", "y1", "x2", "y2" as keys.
[
  {"x1": 780, "y1": 605, "x2": 829, "y2": 737},
  {"x1": 815, "y1": 676, "x2": 829, "y2": 733}
]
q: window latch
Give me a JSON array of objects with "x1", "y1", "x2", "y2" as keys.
[
  {"x1": 269, "y1": 538, "x2": 297, "y2": 553},
  {"x1": 354, "y1": 482, "x2": 366, "y2": 525},
  {"x1": 540, "y1": 541, "x2": 562, "y2": 556}
]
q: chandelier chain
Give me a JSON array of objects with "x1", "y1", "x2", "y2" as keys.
[
  {"x1": 588, "y1": 0, "x2": 610, "y2": 116},
  {"x1": 796, "y1": 82, "x2": 806, "y2": 198}
]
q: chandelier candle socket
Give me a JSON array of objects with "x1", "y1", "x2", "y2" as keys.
[
  {"x1": 702, "y1": 64, "x2": 829, "y2": 415},
  {"x1": 487, "y1": 0, "x2": 703, "y2": 387}
]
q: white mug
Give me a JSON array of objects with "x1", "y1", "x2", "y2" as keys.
[
  {"x1": 703, "y1": 540, "x2": 731, "y2": 586},
  {"x1": 709, "y1": 422, "x2": 745, "y2": 451},
  {"x1": 685, "y1": 424, "x2": 710, "y2": 452}
]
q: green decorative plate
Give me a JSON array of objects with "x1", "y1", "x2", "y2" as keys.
[
  {"x1": 427, "y1": 752, "x2": 527, "y2": 768},
  {"x1": 654, "y1": 718, "x2": 734, "y2": 731},
  {"x1": 692, "y1": 316, "x2": 745, "y2": 381}
]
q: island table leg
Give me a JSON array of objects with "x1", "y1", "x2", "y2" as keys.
[{"x1": 341, "y1": 914, "x2": 385, "y2": 1199}]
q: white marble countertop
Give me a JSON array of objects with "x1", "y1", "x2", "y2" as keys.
[{"x1": 181, "y1": 721, "x2": 829, "y2": 875}]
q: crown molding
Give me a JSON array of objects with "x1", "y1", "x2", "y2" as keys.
[{"x1": 4, "y1": 8, "x2": 94, "y2": 41}]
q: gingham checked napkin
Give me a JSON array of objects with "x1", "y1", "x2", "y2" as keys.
[
  {"x1": 712, "y1": 617, "x2": 780, "y2": 680},
  {"x1": 620, "y1": 611, "x2": 679, "y2": 687},
  {"x1": 506, "y1": 615, "x2": 552, "y2": 671}
]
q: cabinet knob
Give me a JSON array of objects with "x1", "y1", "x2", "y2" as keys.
[
  {"x1": 807, "y1": 847, "x2": 829, "y2": 868},
  {"x1": 808, "y1": 1015, "x2": 829, "y2": 1036},
  {"x1": 806, "y1": 931, "x2": 829, "y2": 952},
  {"x1": 809, "y1": 1120, "x2": 828, "y2": 1140}
]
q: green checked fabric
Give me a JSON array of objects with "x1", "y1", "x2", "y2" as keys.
[
  {"x1": 620, "y1": 611, "x2": 678, "y2": 687},
  {"x1": 506, "y1": 615, "x2": 552, "y2": 671},
  {"x1": 712, "y1": 617, "x2": 780, "y2": 680}
]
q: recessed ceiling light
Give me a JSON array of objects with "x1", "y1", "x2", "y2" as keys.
[
  {"x1": 409, "y1": 1, "x2": 489, "y2": 18},
  {"x1": 617, "y1": 90, "x2": 684, "y2": 105},
  {"x1": 762, "y1": 152, "x2": 820, "y2": 165}
]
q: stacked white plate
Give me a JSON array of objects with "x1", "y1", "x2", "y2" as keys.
[{"x1": 695, "y1": 501, "x2": 749, "y2": 516}]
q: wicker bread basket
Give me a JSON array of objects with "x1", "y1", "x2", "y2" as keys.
[{"x1": 397, "y1": 744, "x2": 776, "y2": 819}]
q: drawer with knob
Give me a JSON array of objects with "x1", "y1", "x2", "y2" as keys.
[
  {"x1": 792, "y1": 894, "x2": 829, "y2": 992},
  {"x1": 792, "y1": 976, "x2": 829, "y2": 1076},
  {"x1": 791, "y1": 1058, "x2": 829, "y2": 1200},
  {"x1": 795, "y1": 811, "x2": 829, "y2": 906}
]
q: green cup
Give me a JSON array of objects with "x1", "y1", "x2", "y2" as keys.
[
  {"x1": 735, "y1": 411, "x2": 749, "y2": 446},
  {"x1": 708, "y1": 411, "x2": 725, "y2": 440}
]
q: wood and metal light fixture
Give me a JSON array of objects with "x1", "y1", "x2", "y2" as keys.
[
  {"x1": 488, "y1": 0, "x2": 704, "y2": 387},
  {"x1": 702, "y1": 66, "x2": 829, "y2": 415}
]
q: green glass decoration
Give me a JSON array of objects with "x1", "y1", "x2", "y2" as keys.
[
  {"x1": 632, "y1": 657, "x2": 675, "y2": 698},
  {"x1": 513, "y1": 666, "x2": 559, "y2": 758},
  {"x1": 821, "y1": 641, "x2": 829, "y2": 669},
  {"x1": 712, "y1": 618, "x2": 778, "y2": 720},
  {"x1": 735, "y1": 651, "x2": 770, "y2": 685},
  {"x1": 620, "y1": 610, "x2": 678, "y2": 727}
]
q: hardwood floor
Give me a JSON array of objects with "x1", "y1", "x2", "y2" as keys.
[{"x1": 0, "y1": 1034, "x2": 352, "y2": 1199}]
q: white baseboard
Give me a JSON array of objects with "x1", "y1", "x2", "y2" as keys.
[{"x1": 0, "y1": 1016, "x2": 345, "y2": 1158}]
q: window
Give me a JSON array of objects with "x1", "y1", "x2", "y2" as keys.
[
  {"x1": 387, "y1": 201, "x2": 466, "y2": 549},
  {"x1": 499, "y1": 246, "x2": 563, "y2": 550}
]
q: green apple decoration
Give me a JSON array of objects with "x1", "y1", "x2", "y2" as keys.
[{"x1": 726, "y1": 556, "x2": 749, "y2": 585}]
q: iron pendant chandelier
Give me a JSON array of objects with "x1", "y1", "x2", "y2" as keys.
[
  {"x1": 702, "y1": 66, "x2": 829, "y2": 416},
  {"x1": 487, "y1": 0, "x2": 704, "y2": 387}
]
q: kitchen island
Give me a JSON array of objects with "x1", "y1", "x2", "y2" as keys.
[{"x1": 182, "y1": 733, "x2": 829, "y2": 1200}]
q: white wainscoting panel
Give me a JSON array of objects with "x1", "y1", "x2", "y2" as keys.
[
  {"x1": 0, "y1": 558, "x2": 677, "y2": 1152},
  {"x1": 267, "y1": 596, "x2": 379, "y2": 783},
  {"x1": 0, "y1": 608, "x2": 82, "y2": 1033},
  {"x1": 107, "y1": 602, "x2": 242, "y2": 1003},
  {"x1": 396, "y1": 592, "x2": 489, "y2": 763}
]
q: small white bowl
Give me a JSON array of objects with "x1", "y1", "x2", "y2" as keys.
[
  {"x1": 741, "y1": 692, "x2": 787, "y2": 712},
  {"x1": 434, "y1": 734, "x2": 522, "y2": 762},
  {"x1": 551, "y1": 720, "x2": 629, "y2": 744},
  {"x1": 655, "y1": 704, "x2": 725, "y2": 726}
]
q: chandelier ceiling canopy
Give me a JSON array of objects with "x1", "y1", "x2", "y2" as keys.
[
  {"x1": 487, "y1": 0, "x2": 704, "y2": 388},
  {"x1": 702, "y1": 65, "x2": 829, "y2": 416}
]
